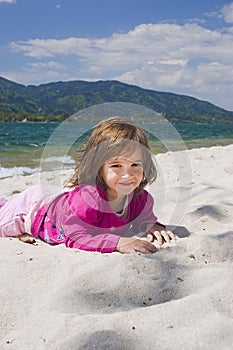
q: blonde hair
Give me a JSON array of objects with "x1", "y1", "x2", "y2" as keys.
[{"x1": 66, "y1": 117, "x2": 157, "y2": 196}]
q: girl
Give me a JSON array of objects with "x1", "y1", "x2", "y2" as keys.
[{"x1": 0, "y1": 117, "x2": 176, "y2": 254}]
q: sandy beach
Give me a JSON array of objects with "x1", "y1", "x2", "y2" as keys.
[{"x1": 0, "y1": 144, "x2": 233, "y2": 350}]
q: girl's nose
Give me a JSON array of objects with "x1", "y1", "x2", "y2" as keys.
[{"x1": 121, "y1": 167, "x2": 133, "y2": 178}]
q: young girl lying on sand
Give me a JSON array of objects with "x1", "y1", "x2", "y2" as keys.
[{"x1": 0, "y1": 117, "x2": 176, "y2": 253}]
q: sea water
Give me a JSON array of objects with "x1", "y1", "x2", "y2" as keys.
[{"x1": 0, "y1": 121, "x2": 232, "y2": 179}]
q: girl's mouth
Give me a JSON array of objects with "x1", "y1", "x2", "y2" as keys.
[{"x1": 118, "y1": 182, "x2": 133, "y2": 187}]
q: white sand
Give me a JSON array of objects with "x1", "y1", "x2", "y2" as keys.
[{"x1": 0, "y1": 144, "x2": 233, "y2": 349}]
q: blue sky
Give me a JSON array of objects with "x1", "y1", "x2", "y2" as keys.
[{"x1": 0, "y1": 0, "x2": 233, "y2": 110}]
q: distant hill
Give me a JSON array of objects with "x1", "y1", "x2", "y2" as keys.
[{"x1": 0, "y1": 76, "x2": 232, "y2": 123}]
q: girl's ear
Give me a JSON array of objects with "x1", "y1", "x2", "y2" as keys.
[
  {"x1": 96, "y1": 173, "x2": 106, "y2": 189},
  {"x1": 140, "y1": 173, "x2": 148, "y2": 189}
]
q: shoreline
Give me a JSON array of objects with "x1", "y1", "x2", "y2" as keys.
[
  {"x1": 1, "y1": 140, "x2": 233, "y2": 180},
  {"x1": 0, "y1": 143, "x2": 233, "y2": 349}
]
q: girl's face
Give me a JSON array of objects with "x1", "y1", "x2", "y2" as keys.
[{"x1": 100, "y1": 151, "x2": 144, "y2": 201}]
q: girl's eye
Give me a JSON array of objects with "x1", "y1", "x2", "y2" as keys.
[
  {"x1": 111, "y1": 164, "x2": 121, "y2": 168},
  {"x1": 132, "y1": 163, "x2": 142, "y2": 167}
]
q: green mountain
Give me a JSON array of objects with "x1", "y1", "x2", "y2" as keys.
[{"x1": 0, "y1": 76, "x2": 232, "y2": 123}]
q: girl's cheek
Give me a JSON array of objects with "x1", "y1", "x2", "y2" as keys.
[
  {"x1": 136, "y1": 168, "x2": 144, "y2": 175},
  {"x1": 106, "y1": 168, "x2": 118, "y2": 180}
]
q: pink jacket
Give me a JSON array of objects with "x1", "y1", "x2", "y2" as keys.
[{"x1": 31, "y1": 185, "x2": 162, "y2": 253}]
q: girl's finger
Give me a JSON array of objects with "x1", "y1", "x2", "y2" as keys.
[
  {"x1": 153, "y1": 230, "x2": 164, "y2": 245},
  {"x1": 167, "y1": 230, "x2": 177, "y2": 240},
  {"x1": 147, "y1": 233, "x2": 154, "y2": 242},
  {"x1": 139, "y1": 240, "x2": 158, "y2": 253},
  {"x1": 160, "y1": 230, "x2": 171, "y2": 243}
]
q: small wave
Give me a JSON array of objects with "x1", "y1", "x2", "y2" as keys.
[
  {"x1": 0, "y1": 166, "x2": 40, "y2": 179},
  {"x1": 29, "y1": 143, "x2": 39, "y2": 147},
  {"x1": 0, "y1": 156, "x2": 75, "y2": 179},
  {"x1": 41, "y1": 155, "x2": 75, "y2": 164}
]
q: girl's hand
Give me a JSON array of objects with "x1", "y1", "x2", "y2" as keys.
[
  {"x1": 146, "y1": 224, "x2": 177, "y2": 246},
  {"x1": 116, "y1": 237, "x2": 158, "y2": 254}
]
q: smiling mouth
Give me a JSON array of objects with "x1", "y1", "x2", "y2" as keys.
[{"x1": 118, "y1": 182, "x2": 133, "y2": 186}]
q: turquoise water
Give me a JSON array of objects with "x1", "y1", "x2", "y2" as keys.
[{"x1": 0, "y1": 121, "x2": 232, "y2": 178}]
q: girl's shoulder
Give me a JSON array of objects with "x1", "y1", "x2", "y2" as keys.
[
  {"x1": 67, "y1": 184, "x2": 107, "y2": 210},
  {"x1": 134, "y1": 188, "x2": 152, "y2": 200},
  {"x1": 69, "y1": 184, "x2": 106, "y2": 197},
  {"x1": 131, "y1": 189, "x2": 154, "y2": 208}
]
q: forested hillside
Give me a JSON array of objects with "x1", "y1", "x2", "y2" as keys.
[{"x1": 0, "y1": 77, "x2": 232, "y2": 123}]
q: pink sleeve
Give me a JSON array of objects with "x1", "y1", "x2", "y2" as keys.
[
  {"x1": 61, "y1": 187, "x2": 120, "y2": 253},
  {"x1": 133, "y1": 191, "x2": 165, "y2": 233},
  {"x1": 65, "y1": 232, "x2": 119, "y2": 253}
]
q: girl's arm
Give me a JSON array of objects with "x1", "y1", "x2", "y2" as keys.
[
  {"x1": 65, "y1": 229, "x2": 120, "y2": 253},
  {"x1": 131, "y1": 191, "x2": 177, "y2": 247}
]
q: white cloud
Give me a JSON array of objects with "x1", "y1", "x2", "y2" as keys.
[
  {"x1": 7, "y1": 20, "x2": 233, "y2": 110},
  {"x1": 23, "y1": 61, "x2": 68, "y2": 84},
  {"x1": 221, "y1": 2, "x2": 233, "y2": 23},
  {"x1": 2, "y1": 60, "x2": 69, "y2": 86},
  {"x1": 10, "y1": 23, "x2": 229, "y2": 66},
  {"x1": 26, "y1": 61, "x2": 66, "y2": 71},
  {"x1": 0, "y1": 0, "x2": 16, "y2": 4},
  {"x1": 10, "y1": 37, "x2": 92, "y2": 58}
]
